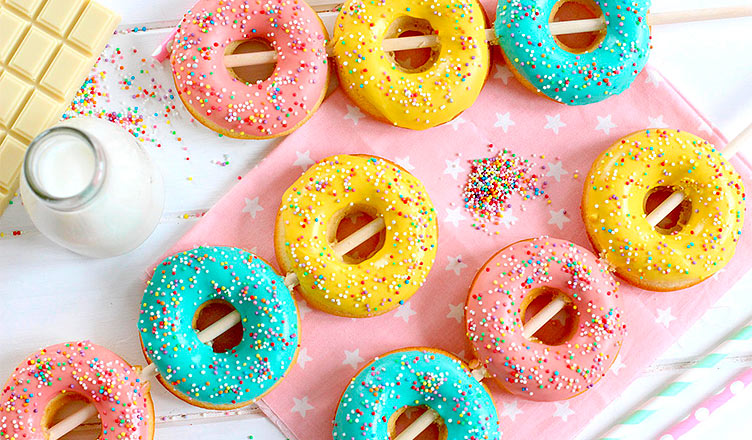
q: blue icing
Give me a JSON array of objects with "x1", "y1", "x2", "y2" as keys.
[
  {"x1": 138, "y1": 246, "x2": 299, "y2": 407},
  {"x1": 495, "y1": 0, "x2": 651, "y2": 105},
  {"x1": 332, "y1": 349, "x2": 500, "y2": 439}
]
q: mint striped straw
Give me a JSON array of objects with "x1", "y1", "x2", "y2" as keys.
[{"x1": 600, "y1": 322, "x2": 752, "y2": 439}]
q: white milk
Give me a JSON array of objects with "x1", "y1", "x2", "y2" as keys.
[{"x1": 21, "y1": 117, "x2": 165, "y2": 258}]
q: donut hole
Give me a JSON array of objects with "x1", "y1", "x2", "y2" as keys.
[
  {"x1": 226, "y1": 39, "x2": 277, "y2": 84},
  {"x1": 644, "y1": 186, "x2": 692, "y2": 234},
  {"x1": 388, "y1": 406, "x2": 447, "y2": 440},
  {"x1": 550, "y1": 0, "x2": 606, "y2": 54},
  {"x1": 328, "y1": 205, "x2": 386, "y2": 264},
  {"x1": 193, "y1": 299, "x2": 244, "y2": 353},
  {"x1": 42, "y1": 392, "x2": 103, "y2": 439},
  {"x1": 385, "y1": 17, "x2": 440, "y2": 73},
  {"x1": 521, "y1": 287, "x2": 578, "y2": 346}
]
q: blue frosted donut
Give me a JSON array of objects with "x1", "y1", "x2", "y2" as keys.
[
  {"x1": 138, "y1": 246, "x2": 299, "y2": 409},
  {"x1": 495, "y1": 0, "x2": 651, "y2": 105},
  {"x1": 332, "y1": 348, "x2": 500, "y2": 439}
]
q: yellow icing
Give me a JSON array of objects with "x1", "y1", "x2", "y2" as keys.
[
  {"x1": 331, "y1": 0, "x2": 489, "y2": 130},
  {"x1": 275, "y1": 155, "x2": 438, "y2": 317},
  {"x1": 582, "y1": 129, "x2": 746, "y2": 290}
]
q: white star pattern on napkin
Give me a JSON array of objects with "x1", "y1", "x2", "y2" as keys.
[
  {"x1": 445, "y1": 255, "x2": 467, "y2": 276},
  {"x1": 444, "y1": 207, "x2": 466, "y2": 227},
  {"x1": 501, "y1": 400, "x2": 523, "y2": 421},
  {"x1": 498, "y1": 208, "x2": 519, "y2": 228},
  {"x1": 595, "y1": 115, "x2": 617, "y2": 135},
  {"x1": 656, "y1": 307, "x2": 677, "y2": 328},
  {"x1": 546, "y1": 161, "x2": 568, "y2": 182},
  {"x1": 343, "y1": 349, "x2": 364, "y2": 369},
  {"x1": 544, "y1": 114, "x2": 566, "y2": 134},
  {"x1": 394, "y1": 156, "x2": 416, "y2": 171},
  {"x1": 394, "y1": 302, "x2": 417, "y2": 323},
  {"x1": 493, "y1": 64, "x2": 513, "y2": 85},
  {"x1": 444, "y1": 158, "x2": 465, "y2": 180},
  {"x1": 645, "y1": 69, "x2": 663, "y2": 87},
  {"x1": 242, "y1": 197, "x2": 263, "y2": 218},
  {"x1": 553, "y1": 401, "x2": 575, "y2": 422},
  {"x1": 548, "y1": 209, "x2": 571, "y2": 230},
  {"x1": 344, "y1": 105, "x2": 365, "y2": 125},
  {"x1": 447, "y1": 116, "x2": 466, "y2": 131},
  {"x1": 611, "y1": 355, "x2": 626, "y2": 376},
  {"x1": 297, "y1": 301, "x2": 312, "y2": 319},
  {"x1": 648, "y1": 115, "x2": 669, "y2": 128},
  {"x1": 291, "y1": 396, "x2": 314, "y2": 417},
  {"x1": 293, "y1": 150, "x2": 315, "y2": 171},
  {"x1": 447, "y1": 303, "x2": 464, "y2": 323},
  {"x1": 494, "y1": 112, "x2": 515, "y2": 132},
  {"x1": 297, "y1": 348, "x2": 312, "y2": 369}
]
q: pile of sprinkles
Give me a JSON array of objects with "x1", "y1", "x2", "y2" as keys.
[{"x1": 462, "y1": 147, "x2": 547, "y2": 232}]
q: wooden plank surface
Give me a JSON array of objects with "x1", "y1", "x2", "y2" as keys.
[{"x1": 1, "y1": 0, "x2": 752, "y2": 439}]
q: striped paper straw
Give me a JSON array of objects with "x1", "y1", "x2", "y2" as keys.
[
  {"x1": 600, "y1": 323, "x2": 752, "y2": 439},
  {"x1": 659, "y1": 368, "x2": 752, "y2": 439}
]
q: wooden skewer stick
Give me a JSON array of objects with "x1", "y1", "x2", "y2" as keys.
[
  {"x1": 645, "y1": 122, "x2": 752, "y2": 228},
  {"x1": 522, "y1": 297, "x2": 568, "y2": 340},
  {"x1": 223, "y1": 5, "x2": 752, "y2": 68},
  {"x1": 393, "y1": 367, "x2": 487, "y2": 440},
  {"x1": 47, "y1": 217, "x2": 387, "y2": 440}
]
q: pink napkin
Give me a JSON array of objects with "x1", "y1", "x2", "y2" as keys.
[{"x1": 162, "y1": 60, "x2": 752, "y2": 439}]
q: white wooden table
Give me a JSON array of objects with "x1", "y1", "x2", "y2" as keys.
[{"x1": 1, "y1": 0, "x2": 751, "y2": 439}]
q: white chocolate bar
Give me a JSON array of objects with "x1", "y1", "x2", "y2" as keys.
[{"x1": 0, "y1": 0, "x2": 120, "y2": 215}]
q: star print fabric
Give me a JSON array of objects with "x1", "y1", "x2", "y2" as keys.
[{"x1": 158, "y1": 63, "x2": 752, "y2": 439}]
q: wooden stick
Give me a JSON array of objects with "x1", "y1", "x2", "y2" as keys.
[
  {"x1": 331, "y1": 217, "x2": 385, "y2": 256},
  {"x1": 47, "y1": 217, "x2": 387, "y2": 439},
  {"x1": 222, "y1": 6, "x2": 752, "y2": 67},
  {"x1": 392, "y1": 367, "x2": 487, "y2": 440},
  {"x1": 522, "y1": 297, "x2": 567, "y2": 340},
  {"x1": 645, "y1": 121, "x2": 752, "y2": 228}
]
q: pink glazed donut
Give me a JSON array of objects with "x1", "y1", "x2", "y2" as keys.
[
  {"x1": 0, "y1": 341, "x2": 154, "y2": 439},
  {"x1": 171, "y1": 0, "x2": 329, "y2": 139},
  {"x1": 465, "y1": 237, "x2": 626, "y2": 401}
]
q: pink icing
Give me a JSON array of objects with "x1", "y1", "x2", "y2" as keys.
[
  {"x1": 465, "y1": 237, "x2": 626, "y2": 401},
  {"x1": 171, "y1": 0, "x2": 329, "y2": 138},
  {"x1": 0, "y1": 341, "x2": 151, "y2": 439}
]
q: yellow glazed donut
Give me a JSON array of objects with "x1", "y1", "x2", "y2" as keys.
[
  {"x1": 274, "y1": 155, "x2": 438, "y2": 317},
  {"x1": 331, "y1": 0, "x2": 490, "y2": 130},
  {"x1": 582, "y1": 129, "x2": 746, "y2": 291}
]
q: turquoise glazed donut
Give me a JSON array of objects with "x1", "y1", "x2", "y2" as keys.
[
  {"x1": 332, "y1": 348, "x2": 500, "y2": 439},
  {"x1": 138, "y1": 246, "x2": 300, "y2": 409},
  {"x1": 495, "y1": 0, "x2": 651, "y2": 105}
]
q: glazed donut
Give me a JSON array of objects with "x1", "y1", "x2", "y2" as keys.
[
  {"x1": 138, "y1": 246, "x2": 300, "y2": 409},
  {"x1": 275, "y1": 154, "x2": 438, "y2": 317},
  {"x1": 582, "y1": 129, "x2": 746, "y2": 291},
  {"x1": 331, "y1": 0, "x2": 490, "y2": 129},
  {"x1": 171, "y1": 0, "x2": 329, "y2": 139},
  {"x1": 495, "y1": 0, "x2": 651, "y2": 105},
  {"x1": 465, "y1": 237, "x2": 626, "y2": 401},
  {"x1": 332, "y1": 347, "x2": 500, "y2": 439},
  {"x1": 0, "y1": 341, "x2": 154, "y2": 439}
]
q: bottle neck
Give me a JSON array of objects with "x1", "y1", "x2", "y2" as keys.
[{"x1": 24, "y1": 126, "x2": 107, "y2": 212}]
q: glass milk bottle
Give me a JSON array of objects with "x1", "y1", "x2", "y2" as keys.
[{"x1": 20, "y1": 117, "x2": 164, "y2": 258}]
